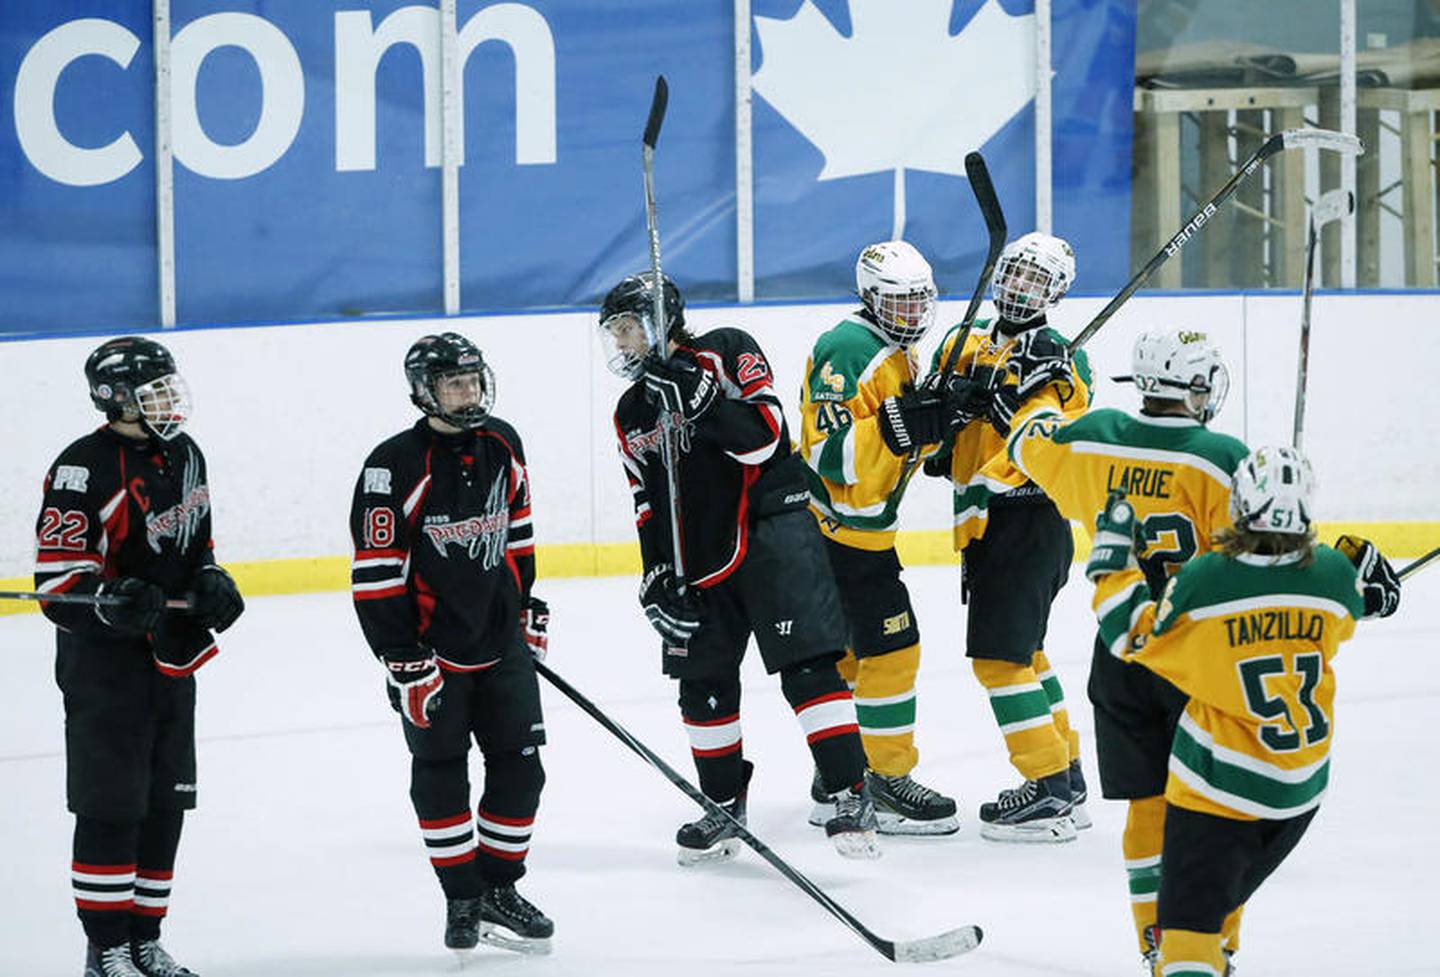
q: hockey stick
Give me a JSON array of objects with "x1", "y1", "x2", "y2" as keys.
[
  {"x1": 533, "y1": 659, "x2": 983, "y2": 963},
  {"x1": 0, "y1": 590, "x2": 192, "y2": 610},
  {"x1": 640, "y1": 74, "x2": 689, "y2": 590},
  {"x1": 1067, "y1": 128, "x2": 1363, "y2": 355},
  {"x1": 1399, "y1": 546, "x2": 1440, "y2": 581},
  {"x1": 1292, "y1": 189, "x2": 1354, "y2": 449}
]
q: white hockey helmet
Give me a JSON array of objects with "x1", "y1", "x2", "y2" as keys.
[
  {"x1": 991, "y1": 232, "x2": 1075, "y2": 325},
  {"x1": 1118, "y1": 329, "x2": 1230, "y2": 423},
  {"x1": 1229, "y1": 445, "x2": 1316, "y2": 536},
  {"x1": 855, "y1": 240, "x2": 937, "y2": 348}
]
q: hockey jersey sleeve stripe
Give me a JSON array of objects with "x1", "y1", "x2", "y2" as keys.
[
  {"x1": 402, "y1": 474, "x2": 433, "y2": 518},
  {"x1": 1182, "y1": 592, "x2": 1353, "y2": 624},
  {"x1": 352, "y1": 555, "x2": 404, "y2": 570},
  {"x1": 97, "y1": 487, "x2": 126, "y2": 522},
  {"x1": 37, "y1": 567, "x2": 97, "y2": 594},
  {"x1": 1095, "y1": 574, "x2": 1153, "y2": 659},
  {"x1": 352, "y1": 582, "x2": 408, "y2": 601},
  {"x1": 36, "y1": 551, "x2": 103, "y2": 565},
  {"x1": 153, "y1": 641, "x2": 218, "y2": 678}
]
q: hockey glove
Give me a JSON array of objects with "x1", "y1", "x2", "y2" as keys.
[
  {"x1": 95, "y1": 577, "x2": 167, "y2": 635},
  {"x1": 639, "y1": 563, "x2": 702, "y2": 646},
  {"x1": 987, "y1": 379, "x2": 1022, "y2": 438},
  {"x1": 1086, "y1": 491, "x2": 1141, "y2": 582},
  {"x1": 934, "y1": 375, "x2": 991, "y2": 435},
  {"x1": 1335, "y1": 534, "x2": 1402, "y2": 619},
  {"x1": 383, "y1": 648, "x2": 444, "y2": 729},
  {"x1": 877, "y1": 388, "x2": 947, "y2": 455},
  {"x1": 191, "y1": 564, "x2": 244, "y2": 633},
  {"x1": 522, "y1": 595, "x2": 550, "y2": 660},
  {"x1": 1007, "y1": 330, "x2": 1075, "y2": 402},
  {"x1": 642, "y1": 357, "x2": 719, "y2": 423}
]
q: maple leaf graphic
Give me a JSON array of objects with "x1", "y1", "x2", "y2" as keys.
[{"x1": 753, "y1": 0, "x2": 1036, "y2": 236}]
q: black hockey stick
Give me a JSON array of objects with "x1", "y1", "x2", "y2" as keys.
[
  {"x1": 936, "y1": 151, "x2": 1007, "y2": 379},
  {"x1": 1293, "y1": 188, "x2": 1353, "y2": 449},
  {"x1": 0, "y1": 590, "x2": 192, "y2": 610},
  {"x1": 533, "y1": 660, "x2": 983, "y2": 963},
  {"x1": 1399, "y1": 546, "x2": 1440, "y2": 581},
  {"x1": 1067, "y1": 128, "x2": 1363, "y2": 355},
  {"x1": 639, "y1": 74, "x2": 688, "y2": 590}
]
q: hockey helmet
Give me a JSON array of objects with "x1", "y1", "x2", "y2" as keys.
[
  {"x1": 1229, "y1": 445, "x2": 1316, "y2": 536},
  {"x1": 991, "y1": 232, "x2": 1075, "y2": 326},
  {"x1": 405, "y1": 332, "x2": 495, "y2": 430},
  {"x1": 855, "y1": 241, "x2": 937, "y2": 348},
  {"x1": 598, "y1": 272, "x2": 684, "y2": 379},
  {"x1": 84, "y1": 336, "x2": 191, "y2": 440},
  {"x1": 1116, "y1": 329, "x2": 1230, "y2": 423}
]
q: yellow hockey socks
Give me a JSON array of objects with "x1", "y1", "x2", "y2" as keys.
[
  {"x1": 1158, "y1": 928, "x2": 1226, "y2": 976},
  {"x1": 1123, "y1": 795, "x2": 1166, "y2": 954},
  {"x1": 972, "y1": 657, "x2": 1069, "y2": 779},
  {"x1": 1033, "y1": 650, "x2": 1081, "y2": 762},
  {"x1": 852, "y1": 644, "x2": 920, "y2": 776}
]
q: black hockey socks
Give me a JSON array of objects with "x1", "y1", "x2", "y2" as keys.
[
  {"x1": 677, "y1": 676, "x2": 745, "y2": 803},
  {"x1": 131, "y1": 810, "x2": 183, "y2": 941},
  {"x1": 72, "y1": 816, "x2": 140, "y2": 949},
  {"x1": 476, "y1": 747, "x2": 545, "y2": 885},
  {"x1": 410, "y1": 755, "x2": 481, "y2": 899},
  {"x1": 780, "y1": 660, "x2": 866, "y2": 794}
]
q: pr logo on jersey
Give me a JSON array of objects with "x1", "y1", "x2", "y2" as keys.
[
  {"x1": 52, "y1": 465, "x2": 90, "y2": 493},
  {"x1": 363, "y1": 467, "x2": 392, "y2": 494},
  {"x1": 420, "y1": 472, "x2": 509, "y2": 569}
]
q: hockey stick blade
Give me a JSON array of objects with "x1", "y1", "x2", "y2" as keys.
[
  {"x1": 1313, "y1": 188, "x2": 1355, "y2": 227},
  {"x1": 1399, "y1": 546, "x2": 1440, "y2": 581},
  {"x1": 889, "y1": 925, "x2": 985, "y2": 963},
  {"x1": 643, "y1": 76, "x2": 668, "y2": 149},
  {"x1": 1281, "y1": 128, "x2": 1364, "y2": 156},
  {"x1": 533, "y1": 660, "x2": 983, "y2": 963}
]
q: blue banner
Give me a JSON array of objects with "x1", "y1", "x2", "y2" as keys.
[{"x1": 0, "y1": 0, "x2": 1134, "y2": 335}]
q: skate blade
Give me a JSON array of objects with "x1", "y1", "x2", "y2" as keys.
[
  {"x1": 478, "y1": 923, "x2": 552, "y2": 956},
  {"x1": 676, "y1": 837, "x2": 742, "y2": 867},
  {"x1": 979, "y1": 817, "x2": 1078, "y2": 844},
  {"x1": 807, "y1": 801, "x2": 836, "y2": 827},
  {"x1": 1070, "y1": 802, "x2": 1093, "y2": 830},
  {"x1": 876, "y1": 809, "x2": 960, "y2": 836},
  {"x1": 829, "y1": 828, "x2": 882, "y2": 860}
]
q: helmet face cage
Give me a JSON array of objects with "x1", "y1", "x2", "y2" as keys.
[
  {"x1": 992, "y1": 233, "x2": 1075, "y2": 325},
  {"x1": 406, "y1": 333, "x2": 495, "y2": 430},
  {"x1": 855, "y1": 241, "x2": 937, "y2": 348},
  {"x1": 599, "y1": 310, "x2": 654, "y2": 380},
  {"x1": 1229, "y1": 445, "x2": 1316, "y2": 536},
  {"x1": 134, "y1": 373, "x2": 192, "y2": 440}
]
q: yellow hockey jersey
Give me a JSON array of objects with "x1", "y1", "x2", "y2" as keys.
[
  {"x1": 800, "y1": 317, "x2": 936, "y2": 548},
  {"x1": 1008, "y1": 409, "x2": 1249, "y2": 594},
  {"x1": 1092, "y1": 548, "x2": 1366, "y2": 821},
  {"x1": 929, "y1": 319, "x2": 1092, "y2": 550}
]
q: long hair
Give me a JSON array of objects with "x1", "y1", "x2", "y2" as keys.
[{"x1": 1211, "y1": 525, "x2": 1317, "y2": 567}]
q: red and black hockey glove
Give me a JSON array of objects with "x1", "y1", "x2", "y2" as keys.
[
  {"x1": 383, "y1": 648, "x2": 444, "y2": 728},
  {"x1": 1336, "y1": 534, "x2": 1402, "y2": 619},
  {"x1": 522, "y1": 595, "x2": 550, "y2": 660},
  {"x1": 95, "y1": 577, "x2": 166, "y2": 635},
  {"x1": 191, "y1": 565, "x2": 244, "y2": 633}
]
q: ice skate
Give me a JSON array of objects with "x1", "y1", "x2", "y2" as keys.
[
  {"x1": 444, "y1": 896, "x2": 482, "y2": 953},
  {"x1": 825, "y1": 783, "x2": 881, "y2": 859},
  {"x1": 130, "y1": 940, "x2": 197, "y2": 977},
  {"x1": 866, "y1": 770, "x2": 959, "y2": 836},
  {"x1": 676, "y1": 760, "x2": 751, "y2": 866},
  {"x1": 1067, "y1": 759, "x2": 1093, "y2": 830},
  {"x1": 83, "y1": 943, "x2": 144, "y2": 977},
  {"x1": 806, "y1": 767, "x2": 834, "y2": 827},
  {"x1": 477, "y1": 883, "x2": 554, "y2": 955},
  {"x1": 978, "y1": 770, "x2": 1077, "y2": 843}
]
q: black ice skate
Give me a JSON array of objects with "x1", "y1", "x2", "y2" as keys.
[
  {"x1": 676, "y1": 760, "x2": 752, "y2": 867},
  {"x1": 866, "y1": 770, "x2": 960, "y2": 836},
  {"x1": 130, "y1": 940, "x2": 198, "y2": 977},
  {"x1": 83, "y1": 943, "x2": 144, "y2": 977},
  {"x1": 444, "y1": 896, "x2": 482, "y2": 952},
  {"x1": 477, "y1": 883, "x2": 554, "y2": 955},
  {"x1": 825, "y1": 783, "x2": 882, "y2": 859},
  {"x1": 1068, "y1": 759, "x2": 1093, "y2": 830},
  {"x1": 978, "y1": 770, "x2": 1077, "y2": 843},
  {"x1": 806, "y1": 767, "x2": 834, "y2": 827}
]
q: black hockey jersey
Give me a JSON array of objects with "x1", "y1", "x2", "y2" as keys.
[
  {"x1": 349, "y1": 418, "x2": 536, "y2": 670},
  {"x1": 34, "y1": 426, "x2": 219, "y2": 676},
  {"x1": 614, "y1": 327, "x2": 808, "y2": 588}
]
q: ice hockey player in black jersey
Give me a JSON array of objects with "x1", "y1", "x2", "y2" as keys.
[
  {"x1": 349, "y1": 333, "x2": 554, "y2": 955},
  {"x1": 35, "y1": 336, "x2": 244, "y2": 977},
  {"x1": 599, "y1": 272, "x2": 880, "y2": 863}
]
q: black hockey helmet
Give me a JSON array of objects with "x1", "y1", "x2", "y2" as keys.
[
  {"x1": 598, "y1": 272, "x2": 684, "y2": 378},
  {"x1": 404, "y1": 332, "x2": 495, "y2": 430},
  {"x1": 84, "y1": 336, "x2": 191, "y2": 440}
]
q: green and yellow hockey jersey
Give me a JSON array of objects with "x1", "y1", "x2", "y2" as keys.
[
  {"x1": 1008, "y1": 410, "x2": 1249, "y2": 593},
  {"x1": 800, "y1": 317, "x2": 935, "y2": 548},
  {"x1": 929, "y1": 319, "x2": 1092, "y2": 550},
  {"x1": 1092, "y1": 548, "x2": 1366, "y2": 821}
]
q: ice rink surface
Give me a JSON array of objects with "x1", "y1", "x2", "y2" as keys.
[{"x1": 3, "y1": 564, "x2": 1436, "y2": 976}]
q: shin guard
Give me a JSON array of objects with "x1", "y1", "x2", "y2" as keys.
[
  {"x1": 1033, "y1": 650, "x2": 1081, "y2": 762},
  {"x1": 477, "y1": 747, "x2": 545, "y2": 885},
  {"x1": 781, "y1": 660, "x2": 865, "y2": 794},
  {"x1": 853, "y1": 644, "x2": 920, "y2": 777},
  {"x1": 1124, "y1": 796, "x2": 1167, "y2": 954},
  {"x1": 972, "y1": 657, "x2": 1069, "y2": 780},
  {"x1": 410, "y1": 755, "x2": 480, "y2": 898},
  {"x1": 677, "y1": 676, "x2": 744, "y2": 803}
]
